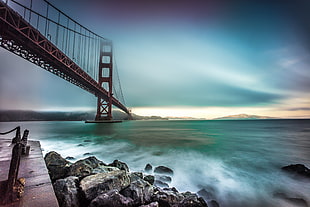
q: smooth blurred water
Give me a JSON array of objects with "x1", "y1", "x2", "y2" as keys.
[{"x1": 0, "y1": 119, "x2": 309, "y2": 207}]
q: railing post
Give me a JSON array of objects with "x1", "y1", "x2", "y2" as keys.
[
  {"x1": 21, "y1": 129, "x2": 30, "y2": 155},
  {"x1": 0, "y1": 127, "x2": 28, "y2": 204},
  {"x1": 3, "y1": 143, "x2": 22, "y2": 204}
]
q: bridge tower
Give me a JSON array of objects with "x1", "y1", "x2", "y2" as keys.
[{"x1": 96, "y1": 41, "x2": 113, "y2": 120}]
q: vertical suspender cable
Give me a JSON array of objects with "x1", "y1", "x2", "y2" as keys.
[
  {"x1": 73, "y1": 23, "x2": 76, "y2": 61},
  {"x1": 65, "y1": 18, "x2": 69, "y2": 55},
  {"x1": 29, "y1": 0, "x2": 32, "y2": 22},
  {"x1": 44, "y1": 4, "x2": 49, "y2": 36},
  {"x1": 36, "y1": 12, "x2": 39, "y2": 29},
  {"x1": 56, "y1": 12, "x2": 60, "y2": 46}
]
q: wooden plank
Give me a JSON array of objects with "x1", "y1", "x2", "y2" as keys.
[{"x1": 0, "y1": 139, "x2": 59, "y2": 207}]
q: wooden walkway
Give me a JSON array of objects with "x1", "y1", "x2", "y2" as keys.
[{"x1": 0, "y1": 139, "x2": 59, "y2": 207}]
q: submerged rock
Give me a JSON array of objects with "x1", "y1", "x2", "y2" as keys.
[
  {"x1": 282, "y1": 164, "x2": 310, "y2": 178},
  {"x1": 154, "y1": 166, "x2": 174, "y2": 175},
  {"x1": 209, "y1": 200, "x2": 220, "y2": 207},
  {"x1": 80, "y1": 170, "x2": 130, "y2": 201},
  {"x1": 273, "y1": 192, "x2": 308, "y2": 207},
  {"x1": 144, "y1": 164, "x2": 153, "y2": 172},
  {"x1": 155, "y1": 175, "x2": 172, "y2": 183},
  {"x1": 109, "y1": 160, "x2": 130, "y2": 172},
  {"x1": 129, "y1": 172, "x2": 144, "y2": 182},
  {"x1": 197, "y1": 189, "x2": 212, "y2": 200},
  {"x1": 68, "y1": 156, "x2": 106, "y2": 178},
  {"x1": 65, "y1": 156, "x2": 75, "y2": 160},
  {"x1": 144, "y1": 175, "x2": 155, "y2": 185},
  {"x1": 89, "y1": 189, "x2": 134, "y2": 207},
  {"x1": 44, "y1": 151, "x2": 71, "y2": 181},
  {"x1": 53, "y1": 176, "x2": 80, "y2": 207},
  {"x1": 154, "y1": 180, "x2": 169, "y2": 188},
  {"x1": 121, "y1": 178, "x2": 154, "y2": 206}
]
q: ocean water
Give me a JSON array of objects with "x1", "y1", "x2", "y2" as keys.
[{"x1": 0, "y1": 119, "x2": 309, "y2": 207}]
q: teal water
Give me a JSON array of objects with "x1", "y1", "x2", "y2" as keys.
[{"x1": 0, "y1": 119, "x2": 309, "y2": 207}]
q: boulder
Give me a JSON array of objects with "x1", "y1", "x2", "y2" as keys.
[
  {"x1": 152, "y1": 188, "x2": 208, "y2": 207},
  {"x1": 92, "y1": 166, "x2": 119, "y2": 174},
  {"x1": 89, "y1": 189, "x2": 134, "y2": 207},
  {"x1": 152, "y1": 187, "x2": 185, "y2": 207},
  {"x1": 144, "y1": 164, "x2": 153, "y2": 172},
  {"x1": 121, "y1": 178, "x2": 154, "y2": 205},
  {"x1": 80, "y1": 170, "x2": 130, "y2": 201},
  {"x1": 44, "y1": 151, "x2": 71, "y2": 181},
  {"x1": 109, "y1": 160, "x2": 130, "y2": 172},
  {"x1": 129, "y1": 172, "x2": 144, "y2": 182},
  {"x1": 67, "y1": 156, "x2": 106, "y2": 178},
  {"x1": 144, "y1": 175, "x2": 155, "y2": 185},
  {"x1": 155, "y1": 175, "x2": 172, "y2": 183},
  {"x1": 179, "y1": 192, "x2": 208, "y2": 207},
  {"x1": 274, "y1": 192, "x2": 308, "y2": 207},
  {"x1": 209, "y1": 200, "x2": 220, "y2": 207},
  {"x1": 154, "y1": 180, "x2": 169, "y2": 188},
  {"x1": 197, "y1": 189, "x2": 213, "y2": 201},
  {"x1": 53, "y1": 176, "x2": 80, "y2": 207},
  {"x1": 139, "y1": 202, "x2": 159, "y2": 207},
  {"x1": 282, "y1": 164, "x2": 310, "y2": 178},
  {"x1": 65, "y1": 156, "x2": 75, "y2": 161},
  {"x1": 154, "y1": 166, "x2": 173, "y2": 175}
]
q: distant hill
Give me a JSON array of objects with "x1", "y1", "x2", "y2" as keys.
[
  {"x1": 0, "y1": 110, "x2": 166, "y2": 121},
  {"x1": 213, "y1": 114, "x2": 277, "y2": 120},
  {"x1": 0, "y1": 110, "x2": 95, "y2": 121}
]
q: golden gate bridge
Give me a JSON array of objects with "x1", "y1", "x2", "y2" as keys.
[{"x1": 0, "y1": 0, "x2": 131, "y2": 120}]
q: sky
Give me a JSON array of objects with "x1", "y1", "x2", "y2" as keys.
[{"x1": 1, "y1": 0, "x2": 310, "y2": 119}]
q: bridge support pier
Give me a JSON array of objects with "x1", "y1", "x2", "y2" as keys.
[{"x1": 96, "y1": 41, "x2": 113, "y2": 120}]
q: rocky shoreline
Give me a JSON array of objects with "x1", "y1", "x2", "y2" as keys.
[
  {"x1": 44, "y1": 151, "x2": 219, "y2": 207},
  {"x1": 44, "y1": 151, "x2": 310, "y2": 207}
]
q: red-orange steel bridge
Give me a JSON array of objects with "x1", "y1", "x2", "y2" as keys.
[{"x1": 0, "y1": 0, "x2": 130, "y2": 120}]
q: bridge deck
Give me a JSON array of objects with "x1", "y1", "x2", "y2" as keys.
[{"x1": 0, "y1": 139, "x2": 59, "y2": 207}]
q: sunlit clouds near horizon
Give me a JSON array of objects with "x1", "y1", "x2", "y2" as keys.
[{"x1": 1, "y1": 0, "x2": 310, "y2": 119}]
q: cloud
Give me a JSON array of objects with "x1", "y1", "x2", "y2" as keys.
[{"x1": 286, "y1": 107, "x2": 310, "y2": 111}]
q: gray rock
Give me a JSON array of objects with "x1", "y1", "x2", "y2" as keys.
[
  {"x1": 180, "y1": 192, "x2": 208, "y2": 207},
  {"x1": 53, "y1": 176, "x2": 80, "y2": 207},
  {"x1": 154, "y1": 180, "x2": 169, "y2": 188},
  {"x1": 80, "y1": 170, "x2": 130, "y2": 201},
  {"x1": 197, "y1": 188, "x2": 214, "y2": 201},
  {"x1": 92, "y1": 166, "x2": 119, "y2": 174},
  {"x1": 282, "y1": 164, "x2": 310, "y2": 178},
  {"x1": 65, "y1": 156, "x2": 75, "y2": 161},
  {"x1": 155, "y1": 175, "x2": 172, "y2": 183},
  {"x1": 44, "y1": 151, "x2": 71, "y2": 181},
  {"x1": 139, "y1": 202, "x2": 159, "y2": 207},
  {"x1": 152, "y1": 187, "x2": 185, "y2": 207},
  {"x1": 129, "y1": 172, "x2": 144, "y2": 182},
  {"x1": 274, "y1": 192, "x2": 308, "y2": 207},
  {"x1": 209, "y1": 200, "x2": 220, "y2": 207},
  {"x1": 109, "y1": 160, "x2": 130, "y2": 172},
  {"x1": 154, "y1": 166, "x2": 173, "y2": 175},
  {"x1": 89, "y1": 189, "x2": 134, "y2": 207},
  {"x1": 144, "y1": 175, "x2": 155, "y2": 185},
  {"x1": 121, "y1": 178, "x2": 154, "y2": 206},
  {"x1": 144, "y1": 164, "x2": 153, "y2": 172},
  {"x1": 152, "y1": 188, "x2": 208, "y2": 207},
  {"x1": 68, "y1": 156, "x2": 106, "y2": 178}
]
